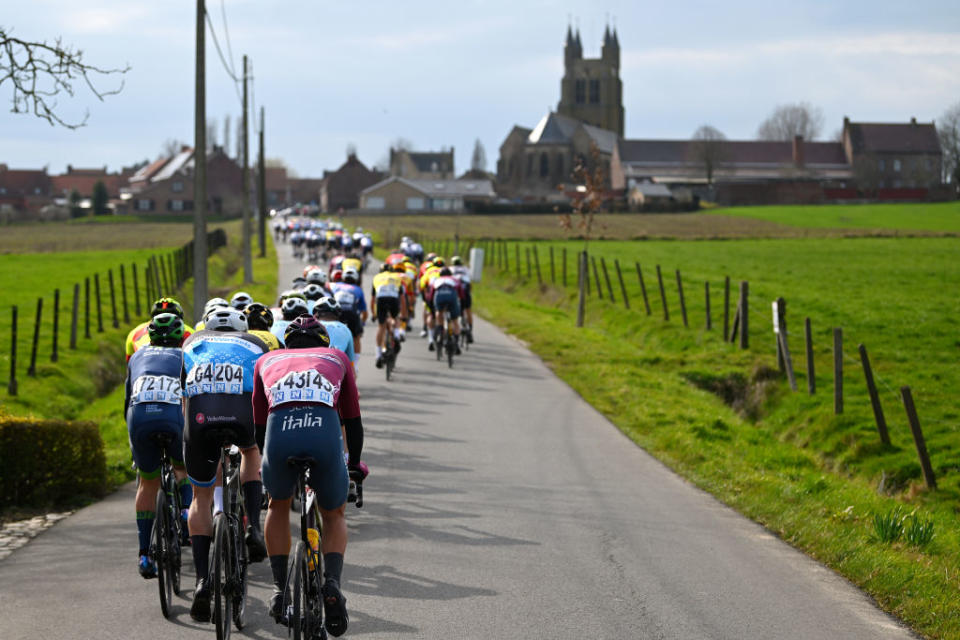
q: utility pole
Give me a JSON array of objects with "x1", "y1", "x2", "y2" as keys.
[
  {"x1": 258, "y1": 106, "x2": 266, "y2": 258},
  {"x1": 241, "y1": 54, "x2": 252, "y2": 283},
  {"x1": 193, "y1": 0, "x2": 208, "y2": 322}
]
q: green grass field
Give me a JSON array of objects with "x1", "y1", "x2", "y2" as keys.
[
  {"x1": 466, "y1": 235, "x2": 960, "y2": 639},
  {"x1": 708, "y1": 201, "x2": 960, "y2": 232}
]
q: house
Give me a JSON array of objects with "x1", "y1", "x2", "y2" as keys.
[
  {"x1": 842, "y1": 117, "x2": 943, "y2": 198},
  {"x1": 0, "y1": 165, "x2": 53, "y2": 219},
  {"x1": 50, "y1": 165, "x2": 132, "y2": 200},
  {"x1": 126, "y1": 146, "x2": 243, "y2": 214},
  {"x1": 320, "y1": 153, "x2": 383, "y2": 212},
  {"x1": 359, "y1": 177, "x2": 495, "y2": 212},
  {"x1": 389, "y1": 148, "x2": 455, "y2": 180}
]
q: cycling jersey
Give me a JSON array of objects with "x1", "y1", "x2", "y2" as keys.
[
  {"x1": 125, "y1": 321, "x2": 194, "y2": 361},
  {"x1": 372, "y1": 272, "x2": 404, "y2": 299},
  {"x1": 249, "y1": 329, "x2": 281, "y2": 351},
  {"x1": 320, "y1": 319, "x2": 356, "y2": 363},
  {"x1": 125, "y1": 345, "x2": 185, "y2": 477},
  {"x1": 181, "y1": 330, "x2": 269, "y2": 397},
  {"x1": 271, "y1": 319, "x2": 292, "y2": 346},
  {"x1": 341, "y1": 257, "x2": 363, "y2": 274},
  {"x1": 419, "y1": 266, "x2": 441, "y2": 295},
  {"x1": 328, "y1": 282, "x2": 367, "y2": 313}
]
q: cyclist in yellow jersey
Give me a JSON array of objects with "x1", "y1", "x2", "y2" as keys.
[
  {"x1": 399, "y1": 261, "x2": 417, "y2": 326},
  {"x1": 125, "y1": 297, "x2": 194, "y2": 361},
  {"x1": 418, "y1": 258, "x2": 443, "y2": 339},
  {"x1": 371, "y1": 264, "x2": 408, "y2": 368},
  {"x1": 243, "y1": 302, "x2": 283, "y2": 351}
]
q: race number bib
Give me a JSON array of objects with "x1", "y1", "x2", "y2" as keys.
[
  {"x1": 268, "y1": 370, "x2": 335, "y2": 408},
  {"x1": 377, "y1": 282, "x2": 400, "y2": 298},
  {"x1": 335, "y1": 290, "x2": 356, "y2": 308},
  {"x1": 185, "y1": 362, "x2": 244, "y2": 396},
  {"x1": 131, "y1": 375, "x2": 182, "y2": 405}
]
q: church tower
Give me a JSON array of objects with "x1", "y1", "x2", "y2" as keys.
[{"x1": 558, "y1": 25, "x2": 624, "y2": 137}]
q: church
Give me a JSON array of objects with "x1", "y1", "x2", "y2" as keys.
[{"x1": 496, "y1": 26, "x2": 623, "y2": 202}]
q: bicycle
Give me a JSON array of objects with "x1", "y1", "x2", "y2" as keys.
[
  {"x1": 208, "y1": 432, "x2": 249, "y2": 640},
  {"x1": 459, "y1": 320, "x2": 472, "y2": 352},
  {"x1": 149, "y1": 431, "x2": 185, "y2": 620},
  {"x1": 383, "y1": 326, "x2": 398, "y2": 381},
  {"x1": 282, "y1": 460, "x2": 365, "y2": 640},
  {"x1": 434, "y1": 310, "x2": 456, "y2": 368}
]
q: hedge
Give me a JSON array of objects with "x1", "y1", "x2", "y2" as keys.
[{"x1": 0, "y1": 417, "x2": 108, "y2": 511}]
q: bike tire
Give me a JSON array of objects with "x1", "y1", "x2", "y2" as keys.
[
  {"x1": 291, "y1": 541, "x2": 308, "y2": 640},
  {"x1": 154, "y1": 489, "x2": 173, "y2": 619},
  {"x1": 232, "y1": 505, "x2": 248, "y2": 630},
  {"x1": 447, "y1": 336, "x2": 454, "y2": 368},
  {"x1": 212, "y1": 513, "x2": 233, "y2": 640}
]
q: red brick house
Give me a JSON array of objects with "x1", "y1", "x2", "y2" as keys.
[
  {"x1": 320, "y1": 154, "x2": 383, "y2": 212},
  {"x1": 0, "y1": 165, "x2": 53, "y2": 217},
  {"x1": 127, "y1": 146, "x2": 243, "y2": 214},
  {"x1": 842, "y1": 117, "x2": 943, "y2": 198}
]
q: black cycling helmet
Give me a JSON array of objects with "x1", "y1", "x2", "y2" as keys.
[
  {"x1": 284, "y1": 315, "x2": 330, "y2": 349},
  {"x1": 151, "y1": 297, "x2": 184, "y2": 319},
  {"x1": 439, "y1": 267, "x2": 452, "y2": 276},
  {"x1": 243, "y1": 302, "x2": 274, "y2": 331},
  {"x1": 148, "y1": 312, "x2": 184, "y2": 346},
  {"x1": 312, "y1": 296, "x2": 341, "y2": 318}
]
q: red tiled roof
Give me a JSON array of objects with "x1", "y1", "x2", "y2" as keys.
[
  {"x1": 0, "y1": 168, "x2": 52, "y2": 196},
  {"x1": 51, "y1": 174, "x2": 123, "y2": 197}
]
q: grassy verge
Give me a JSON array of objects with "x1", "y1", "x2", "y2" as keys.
[
  {"x1": 474, "y1": 240, "x2": 960, "y2": 640},
  {"x1": 706, "y1": 201, "x2": 960, "y2": 232}
]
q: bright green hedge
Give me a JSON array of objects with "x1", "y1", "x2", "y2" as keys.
[{"x1": 0, "y1": 417, "x2": 107, "y2": 510}]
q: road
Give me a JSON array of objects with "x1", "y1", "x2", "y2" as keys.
[{"x1": 0, "y1": 243, "x2": 918, "y2": 639}]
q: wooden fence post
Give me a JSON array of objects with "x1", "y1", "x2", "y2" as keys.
[
  {"x1": 636, "y1": 263, "x2": 651, "y2": 315},
  {"x1": 775, "y1": 298, "x2": 796, "y2": 391},
  {"x1": 738, "y1": 281, "x2": 749, "y2": 349},
  {"x1": 84, "y1": 277, "x2": 91, "y2": 339},
  {"x1": 859, "y1": 344, "x2": 890, "y2": 446},
  {"x1": 51, "y1": 288, "x2": 60, "y2": 363},
  {"x1": 805, "y1": 317, "x2": 815, "y2": 394},
  {"x1": 533, "y1": 246, "x2": 542, "y2": 284},
  {"x1": 601, "y1": 257, "x2": 616, "y2": 302},
  {"x1": 562, "y1": 247, "x2": 567, "y2": 287},
  {"x1": 8, "y1": 306, "x2": 18, "y2": 395},
  {"x1": 108, "y1": 268, "x2": 119, "y2": 329},
  {"x1": 591, "y1": 256, "x2": 603, "y2": 299},
  {"x1": 615, "y1": 259, "x2": 629, "y2": 310},
  {"x1": 515, "y1": 244, "x2": 520, "y2": 278},
  {"x1": 94, "y1": 273, "x2": 104, "y2": 333},
  {"x1": 900, "y1": 386, "x2": 936, "y2": 490},
  {"x1": 132, "y1": 263, "x2": 141, "y2": 316},
  {"x1": 525, "y1": 247, "x2": 532, "y2": 278},
  {"x1": 158, "y1": 255, "x2": 169, "y2": 295},
  {"x1": 723, "y1": 275, "x2": 730, "y2": 341},
  {"x1": 775, "y1": 298, "x2": 786, "y2": 371},
  {"x1": 704, "y1": 282, "x2": 711, "y2": 330},
  {"x1": 656, "y1": 265, "x2": 668, "y2": 320},
  {"x1": 70, "y1": 283, "x2": 79, "y2": 350},
  {"x1": 27, "y1": 297, "x2": 42, "y2": 376},
  {"x1": 675, "y1": 270, "x2": 688, "y2": 327},
  {"x1": 120, "y1": 264, "x2": 130, "y2": 324},
  {"x1": 576, "y1": 251, "x2": 586, "y2": 327},
  {"x1": 549, "y1": 246, "x2": 556, "y2": 284},
  {"x1": 833, "y1": 327, "x2": 843, "y2": 414}
]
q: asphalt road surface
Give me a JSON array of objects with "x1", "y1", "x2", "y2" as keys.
[{"x1": 0, "y1": 244, "x2": 918, "y2": 639}]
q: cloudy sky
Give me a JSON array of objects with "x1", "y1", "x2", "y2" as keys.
[{"x1": 4, "y1": 0, "x2": 960, "y2": 177}]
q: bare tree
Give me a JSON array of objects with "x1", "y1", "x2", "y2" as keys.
[
  {"x1": 206, "y1": 117, "x2": 218, "y2": 151},
  {"x1": 346, "y1": 142, "x2": 357, "y2": 158},
  {"x1": 471, "y1": 138, "x2": 487, "y2": 172},
  {"x1": 757, "y1": 102, "x2": 824, "y2": 141},
  {"x1": 689, "y1": 125, "x2": 727, "y2": 185},
  {"x1": 161, "y1": 138, "x2": 186, "y2": 157},
  {"x1": 223, "y1": 114, "x2": 232, "y2": 158},
  {"x1": 0, "y1": 26, "x2": 129, "y2": 128},
  {"x1": 939, "y1": 102, "x2": 960, "y2": 195}
]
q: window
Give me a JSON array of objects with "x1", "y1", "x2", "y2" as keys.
[
  {"x1": 878, "y1": 158, "x2": 885, "y2": 171},
  {"x1": 556, "y1": 154, "x2": 565, "y2": 180},
  {"x1": 137, "y1": 199, "x2": 152, "y2": 211},
  {"x1": 575, "y1": 79, "x2": 586, "y2": 104},
  {"x1": 34, "y1": 187, "x2": 42, "y2": 195},
  {"x1": 893, "y1": 159, "x2": 902, "y2": 172},
  {"x1": 0, "y1": 187, "x2": 6, "y2": 195},
  {"x1": 366, "y1": 196, "x2": 385, "y2": 210},
  {"x1": 170, "y1": 199, "x2": 184, "y2": 211},
  {"x1": 589, "y1": 79, "x2": 600, "y2": 104},
  {"x1": 539, "y1": 152, "x2": 549, "y2": 178},
  {"x1": 406, "y1": 197, "x2": 425, "y2": 210},
  {"x1": 172, "y1": 181, "x2": 184, "y2": 193}
]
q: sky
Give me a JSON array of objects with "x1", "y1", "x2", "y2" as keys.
[{"x1": 3, "y1": 0, "x2": 960, "y2": 178}]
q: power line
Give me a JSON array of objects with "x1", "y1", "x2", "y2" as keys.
[
  {"x1": 219, "y1": 0, "x2": 238, "y2": 78},
  {"x1": 204, "y1": 8, "x2": 243, "y2": 106}
]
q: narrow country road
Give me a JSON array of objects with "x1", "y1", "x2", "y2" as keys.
[{"x1": 0, "y1": 241, "x2": 918, "y2": 639}]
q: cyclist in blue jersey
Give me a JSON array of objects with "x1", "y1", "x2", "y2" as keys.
[
  {"x1": 328, "y1": 267, "x2": 367, "y2": 356},
  {"x1": 125, "y1": 313, "x2": 192, "y2": 579},
  {"x1": 312, "y1": 296, "x2": 356, "y2": 366},
  {"x1": 181, "y1": 308, "x2": 270, "y2": 622},
  {"x1": 272, "y1": 296, "x2": 310, "y2": 346}
]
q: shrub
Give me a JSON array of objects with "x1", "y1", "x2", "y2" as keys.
[
  {"x1": 872, "y1": 506, "x2": 905, "y2": 543},
  {"x1": 0, "y1": 417, "x2": 108, "y2": 512}
]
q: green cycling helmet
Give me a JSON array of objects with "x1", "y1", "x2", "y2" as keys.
[{"x1": 148, "y1": 312, "x2": 185, "y2": 346}]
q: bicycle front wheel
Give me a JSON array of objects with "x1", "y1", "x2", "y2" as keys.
[
  {"x1": 212, "y1": 513, "x2": 233, "y2": 640},
  {"x1": 154, "y1": 489, "x2": 173, "y2": 619}
]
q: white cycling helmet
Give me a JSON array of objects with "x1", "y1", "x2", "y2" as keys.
[
  {"x1": 303, "y1": 283, "x2": 325, "y2": 301},
  {"x1": 206, "y1": 308, "x2": 248, "y2": 332},
  {"x1": 203, "y1": 304, "x2": 230, "y2": 322},
  {"x1": 230, "y1": 291, "x2": 253, "y2": 310},
  {"x1": 204, "y1": 297, "x2": 229, "y2": 314},
  {"x1": 342, "y1": 268, "x2": 359, "y2": 284},
  {"x1": 305, "y1": 268, "x2": 328, "y2": 285},
  {"x1": 281, "y1": 296, "x2": 310, "y2": 321}
]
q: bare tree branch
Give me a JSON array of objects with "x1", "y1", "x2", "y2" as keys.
[
  {"x1": 757, "y1": 102, "x2": 824, "y2": 141},
  {"x1": 0, "y1": 26, "x2": 130, "y2": 129}
]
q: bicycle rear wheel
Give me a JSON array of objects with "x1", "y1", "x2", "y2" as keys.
[
  {"x1": 447, "y1": 335, "x2": 455, "y2": 368},
  {"x1": 291, "y1": 541, "x2": 309, "y2": 640},
  {"x1": 212, "y1": 513, "x2": 233, "y2": 640},
  {"x1": 232, "y1": 505, "x2": 248, "y2": 630},
  {"x1": 154, "y1": 489, "x2": 173, "y2": 619}
]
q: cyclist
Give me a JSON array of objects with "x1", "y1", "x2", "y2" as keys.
[
  {"x1": 181, "y1": 308, "x2": 270, "y2": 622},
  {"x1": 312, "y1": 297, "x2": 356, "y2": 368},
  {"x1": 371, "y1": 263, "x2": 408, "y2": 369},
  {"x1": 305, "y1": 267, "x2": 331, "y2": 294},
  {"x1": 449, "y1": 256, "x2": 474, "y2": 343},
  {"x1": 272, "y1": 297, "x2": 310, "y2": 346},
  {"x1": 230, "y1": 291, "x2": 254, "y2": 310},
  {"x1": 125, "y1": 313, "x2": 191, "y2": 578},
  {"x1": 253, "y1": 316, "x2": 367, "y2": 637},
  {"x1": 430, "y1": 267, "x2": 463, "y2": 354},
  {"x1": 341, "y1": 253, "x2": 364, "y2": 286},
  {"x1": 195, "y1": 297, "x2": 229, "y2": 331},
  {"x1": 244, "y1": 302, "x2": 282, "y2": 351},
  {"x1": 328, "y1": 268, "x2": 367, "y2": 356},
  {"x1": 125, "y1": 297, "x2": 194, "y2": 361},
  {"x1": 418, "y1": 258, "x2": 443, "y2": 340},
  {"x1": 303, "y1": 283, "x2": 327, "y2": 313}
]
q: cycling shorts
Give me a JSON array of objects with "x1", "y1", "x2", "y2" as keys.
[
  {"x1": 434, "y1": 288, "x2": 461, "y2": 320},
  {"x1": 183, "y1": 392, "x2": 256, "y2": 487},
  {"x1": 339, "y1": 309, "x2": 363, "y2": 338},
  {"x1": 261, "y1": 405, "x2": 348, "y2": 509},
  {"x1": 376, "y1": 297, "x2": 400, "y2": 324},
  {"x1": 462, "y1": 282, "x2": 472, "y2": 310},
  {"x1": 127, "y1": 403, "x2": 184, "y2": 479}
]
